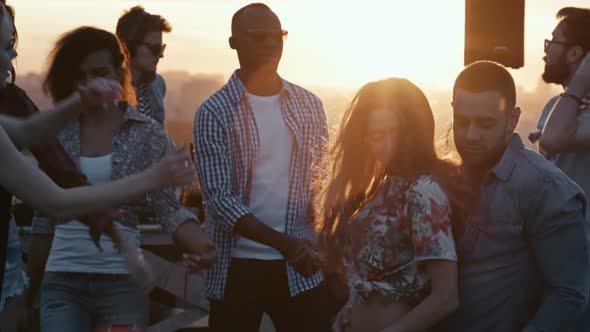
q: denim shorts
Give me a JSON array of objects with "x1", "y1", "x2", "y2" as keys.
[{"x1": 41, "y1": 271, "x2": 148, "y2": 332}]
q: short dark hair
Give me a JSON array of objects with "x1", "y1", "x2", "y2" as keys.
[
  {"x1": 116, "y1": 6, "x2": 172, "y2": 56},
  {"x1": 43, "y1": 27, "x2": 135, "y2": 106},
  {"x1": 453, "y1": 61, "x2": 516, "y2": 111},
  {"x1": 556, "y1": 7, "x2": 590, "y2": 54},
  {"x1": 231, "y1": 3, "x2": 271, "y2": 35}
]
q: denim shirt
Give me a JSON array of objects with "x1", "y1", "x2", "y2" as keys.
[{"x1": 438, "y1": 134, "x2": 590, "y2": 332}]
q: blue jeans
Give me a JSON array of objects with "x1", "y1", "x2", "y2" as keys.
[{"x1": 41, "y1": 272, "x2": 148, "y2": 332}]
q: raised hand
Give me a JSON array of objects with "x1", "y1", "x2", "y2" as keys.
[
  {"x1": 78, "y1": 78, "x2": 121, "y2": 111},
  {"x1": 148, "y1": 145, "x2": 196, "y2": 189}
]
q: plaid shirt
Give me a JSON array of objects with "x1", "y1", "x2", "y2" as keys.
[
  {"x1": 194, "y1": 72, "x2": 328, "y2": 300},
  {"x1": 0, "y1": 84, "x2": 116, "y2": 243}
]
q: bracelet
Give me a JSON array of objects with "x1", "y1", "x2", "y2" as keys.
[{"x1": 560, "y1": 92, "x2": 585, "y2": 105}]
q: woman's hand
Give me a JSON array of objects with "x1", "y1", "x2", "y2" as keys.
[
  {"x1": 182, "y1": 242, "x2": 218, "y2": 272},
  {"x1": 147, "y1": 145, "x2": 196, "y2": 189},
  {"x1": 333, "y1": 301, "x2": 353, "y2": 332},
  {"x1": 78, "y1": 78, "x2": 121, "y2": 111}
]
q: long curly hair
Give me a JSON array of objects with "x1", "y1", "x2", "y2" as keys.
[{"x1": 43, "y1": 26, "x2": 136, "y2": 106}]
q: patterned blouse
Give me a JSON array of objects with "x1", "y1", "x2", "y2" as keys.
[
  {"x1": 32, "y1": 105, "x2": 195, "y2": 233},
  {"x1": 346, "y1": 175, "x2": 456, "y2": 305}
]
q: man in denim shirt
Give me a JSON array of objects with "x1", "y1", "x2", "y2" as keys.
[{"x1": 438, "y1": 61, "x2": 590, "y2": 332}]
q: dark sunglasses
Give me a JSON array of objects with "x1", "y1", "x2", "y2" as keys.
[
  {"x1": 141, "y1": 42, "x2": 166, "y2": 56},
  {"x1": 544, "y1": 39, "x2": 574, "y2": 53},
  {"x1": 240, "y1": 29, "x2": 288, "y2": 43}
]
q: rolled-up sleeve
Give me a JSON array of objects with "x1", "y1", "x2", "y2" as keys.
[
  {"x1": 525, "y1": 175, "x2": 590, "y2": 332},
  {"x1": 193, "y1": 104, "x2": 252, "y2": 233}
]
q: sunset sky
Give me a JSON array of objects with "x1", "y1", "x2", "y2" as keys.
[{"x1": 9, "y1": 0, "x2": 589, "y2": 91}]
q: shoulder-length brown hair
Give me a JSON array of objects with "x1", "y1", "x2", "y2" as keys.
[
  {"x1": 43, "y1": 26, "x2": 136, "y2": 106},
  {"x1": 316, "y1": 77, "x2": 464, "y2": 272}
]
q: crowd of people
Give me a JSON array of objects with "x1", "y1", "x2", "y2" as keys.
[{"x1": 1, "y1": 1, "x2": 590, "y2": 332}]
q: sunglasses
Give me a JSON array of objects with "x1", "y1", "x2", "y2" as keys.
[
  {"x1": 141, "y1": 42, "x2": 166, "y2": 56},
  {"x1": 240, "y1": 29, "x2": 288, "y2": 43}
]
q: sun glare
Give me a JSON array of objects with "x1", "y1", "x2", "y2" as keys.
[
  {"x1": 276, "y1": 0, "x2": 466, "y2": 89},
  {"x1": 8, "y1": 0, "x2": 584, "y2": 92}
]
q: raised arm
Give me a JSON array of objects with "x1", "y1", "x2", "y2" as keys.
[
  {"x1": 0, "y1": 127, "x2": 194, "y2": 220},
  {"x1": 0, "y1": 78, "x2": 120, "y2": 150}
]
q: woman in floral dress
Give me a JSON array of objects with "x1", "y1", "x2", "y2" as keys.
[{"x1": 318, "y1": 78, "x2": 462, "y2": 332}]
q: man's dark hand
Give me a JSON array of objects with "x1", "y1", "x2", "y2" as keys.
[{"x1": 282, "y1": 238, "x2": 322, "y2": 278}]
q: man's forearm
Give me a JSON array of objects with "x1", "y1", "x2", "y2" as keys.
[{"x1": 234, "y1": 213, "x2": 291, "y2": 254}]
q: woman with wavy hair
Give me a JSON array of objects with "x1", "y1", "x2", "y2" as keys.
[
  {"x1": 318, "y1": 78, "x2": 460, "y2": 332},
  {"x1": 37, "y1": 26, "x2": 216, "y2": 332},
  {"x1": 0, "y1": 2, "x2": 198, "y2": 329}
]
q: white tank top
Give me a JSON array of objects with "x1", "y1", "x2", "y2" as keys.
[{"x1": 45, "y1": 154, "x2": 141, "y2": 274}]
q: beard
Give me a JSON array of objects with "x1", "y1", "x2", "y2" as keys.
[
  {"x1": 139, "y1": 69, "x2": 156, "y2": 84},
  {"x1": 542, "y1": 56, "x2": 570, "y2": 85},
  {"x1": 457, "y1": 123, "x2": 512, "y2": 173}
]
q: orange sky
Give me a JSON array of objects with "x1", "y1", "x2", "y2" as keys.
[{"x1": 9, "y1": 0, "x2": 589, "y2": 91}]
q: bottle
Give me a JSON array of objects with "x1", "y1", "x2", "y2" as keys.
[
  {"x1": 180, "y1": 143, "x2": 196, "y2": 206},
  {"x1": 180, "y1": 143, "x2": 204, "y2": 221}
]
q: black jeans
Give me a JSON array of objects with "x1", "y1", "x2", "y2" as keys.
[{"x1": 209, "y1": 258, "x2": 333, "y2": 332}]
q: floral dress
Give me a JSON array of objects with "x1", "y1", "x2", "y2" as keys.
[{"x1": 346, "y1": 175, "x2": 456, "y2": 305}]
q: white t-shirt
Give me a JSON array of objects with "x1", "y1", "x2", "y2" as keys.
[
  {"x1": 45, "y1": 154, "x2": 141, "y2": 274},
  {"x1": 232, "y1": 92, "x2": 293, "y2": 259}
]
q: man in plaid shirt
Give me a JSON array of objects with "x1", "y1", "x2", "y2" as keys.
[{"x1": 194, "y1": 3, "x2": 332, "y2": 331}]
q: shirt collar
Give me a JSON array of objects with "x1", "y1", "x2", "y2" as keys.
[
  {"x1": 225, "y1": 70, "x2": 293, "y2": 105},
  {"x1": 121, "y1": 102, "x2": 151, "y2": 123},
  {"x1": 491, "y1": 134, "x2": 524, "y2": 181}
]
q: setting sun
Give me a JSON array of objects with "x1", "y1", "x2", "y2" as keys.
[{"x1": 8, "y1": 0, "x2": 587, "y2": 92}]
